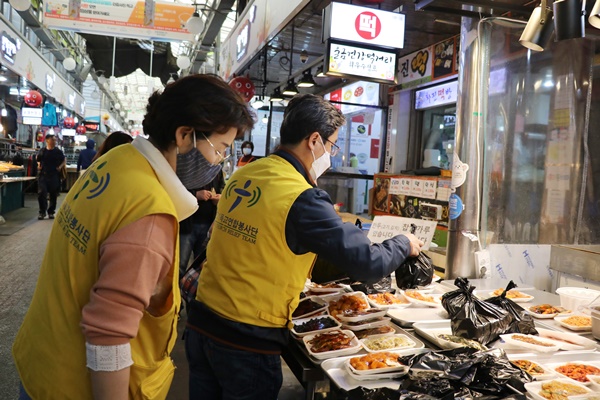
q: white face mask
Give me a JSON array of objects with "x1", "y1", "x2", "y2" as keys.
[
  {"x1": 242, "y1": 148, "x2": 252, "y2": 156},
  {"x1": 310, "y1": 136, "x2": 331, "y2": 182}
]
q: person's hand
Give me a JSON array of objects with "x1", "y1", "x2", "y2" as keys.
[
  {"x1": 403, "y1": 233, "x2": 424, "y2": 257},
  {"x1": 196, "y1": 190, "x2": 212, "y2": 201},
  {"x1": 211, "y1": 194, "x2": 221, "y2": 204}
]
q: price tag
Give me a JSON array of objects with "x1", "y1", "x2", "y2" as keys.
[
  {"x1": 367, "y1": 216, "x2": 437, "y2": 250},
  {"x1": 400, "y1": 178, "x2": 412, "y2": 195},
  {"x1": 422, "y1": 180, "x2": 437, "y2": 199},
  {"x1": 411, "y1": 179, "x2": 424, "y2": 197},
  {"x1": 389, "y1": 178, "x2": 402, "y2": 195}
]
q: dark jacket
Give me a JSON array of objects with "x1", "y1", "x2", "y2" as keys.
[{"x1": 77, "y1": 140, "x2": 97, "y2": 171}]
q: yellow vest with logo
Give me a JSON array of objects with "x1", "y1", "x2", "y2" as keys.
[
  {"x1": 198, "y1": 155, "x2": 316, "y2": 329},
  {"x1": 13, "y1": 144, "x2": 180, "y2": 400}
]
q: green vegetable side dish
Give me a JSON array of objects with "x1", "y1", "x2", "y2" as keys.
[{"x1": 437, "y1": 334, "x2": 487, "y2": 351}]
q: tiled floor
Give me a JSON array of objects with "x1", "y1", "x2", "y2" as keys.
[{"x1": 0, "y1": 194, "x2": 307, "y2": 399}]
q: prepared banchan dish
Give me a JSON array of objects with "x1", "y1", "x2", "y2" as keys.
[
  {"x1": 550, "y1": 362, "x2": 600, "y2": 383},
  {"x1": 536, "y1": 328, "x2": 597, "y2": 351},
  {"x1": 354, "y1": 325, "x2": 396, "y2": 339},
  {"x1": 500, "y1": 334, "x2": 560, "y2": 352},
  {"x1": 555, "y1": 315, "x2": 592, "y2": 331},
  {"x1": 367, "y1": 292, "x2": 409, "y2": 307},
  {"x1": 302, "y1": 329, "x2": 361, "y2": 360},
  {"x1": 336, "y1": 309, "x2": 387, "y2": 323},
  {"x1": 436, "y1": 334, "x2": 487, "y2": 351},
  {"x1": 491, "y1": 288, "x2": 534, "y2": 302},
  {"x1": 292, "y1": 315, "x2": 341, "y2": 337},
  {"x1": 528, "y1": 304, "x2": 570, "y2": 318},
  {"x1": 328, "y1": 293, "x2": 370, "y2": 319},
  {"x1": 403, "y1": 290, "x2": 441, "y2": 307},
  {"x1": 346, "y1": 351, "x2": 406, "y2": 375},
  {"x1": 361, "y1": 334, "x2": 415, "y2": 352},
  {"x1": 526, "y1": 379, "x2": 591, "y2": 400},
  {"x1": 510, "y1": 359, "x2": 554, "y2": 380},
  {"x1": 292, "y1": 296, "x2": 327, "y2": 319}
]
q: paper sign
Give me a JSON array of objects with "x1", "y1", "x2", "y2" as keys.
[
  {"x1": 400, "y1": 177, "x2": 411, "y2": 195},
  {"x1": 389, "y1": 178, "x2": 402, "y2": 195},
  {"x1": 422, "y1": 180, "x2": 437, "y2": 199},
  {"x1": 367, "y1": 216, "x2": 437, "y2": 250},
  {"x1": 411, "y1": 179, "x2": 424, "y2": 197}
]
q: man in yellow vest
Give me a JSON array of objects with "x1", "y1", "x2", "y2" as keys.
[{"x1": 185, "y1": 94, "x2": 423, "y2": 400}]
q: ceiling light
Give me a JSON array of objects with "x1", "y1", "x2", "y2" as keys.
[
  {"x1": 251, "y1": 97, "x2": 264, "y2": 109},
  {"x1": 282, "y1": 79, "x2": 298, "y2": 96},
  {"x1": 63, "y1": 57, "x2": 77, "y2": 71},
  {"x1": 297, "y1": 70, "x2": 316, "y2": 88},
  {"x1": 176, "y1": 55, "x2": 191, "y2": 70},
  {"x1": 114, "y1": 103, "x2": 121, "y2": 110},
  {"x1": 1, "y1": 109, "x2": 6, "y2": 117},
  {"x1": 553, "y1": 0, "x2": 585, "y2": 41},
  {"x1": 262, "y1": 114, "x2": 268, "y2": 123},
  {"x1": 269, "y1": 87, "x2": 283, "y2": 102},
  {"x1": 300, "y1": 49, "x2": 308, "y2": 64},
  {"x1": 91, "y1": 89, "x2": 100, "y2": 100},
  {"x1": 186, "y1": 12, "x2": 204, "y2": 35},
  {"x1": 97, "y1": 73, "x2": 107, "y2": 85},
  {"x1": 519, "y1": 0, "x2": 554, "y2": 51},
  {"x1": 109, "y1": 76, "x2": 116, "y2": 91},
  {"x1": 590, "y1": 0, "x2": 600, "y2": 27},
  {"x1": 315, "y1": 66, "x2": 327, "y2": 78},
  {"x1": 0, "y1": 76, "x2": 7, "y2": 82}
]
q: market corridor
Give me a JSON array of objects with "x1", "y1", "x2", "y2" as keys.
[{"x1": 0, "y1": 194, "x2": 306, "y2": 400}]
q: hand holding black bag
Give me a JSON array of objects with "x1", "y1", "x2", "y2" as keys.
[
  {"x1": 394, "y1": 224, "x2": 435, "y2": 290},
  {"x1": 441, "y1": 277, "x2": 512, "y2": 345},
  {"x1": 485, "y1": 280, "x2": 537, "y2": 335}
]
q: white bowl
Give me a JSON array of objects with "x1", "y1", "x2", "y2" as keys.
[{"x1": 555, "y1": 287, "x2": 600, "y2": 311}]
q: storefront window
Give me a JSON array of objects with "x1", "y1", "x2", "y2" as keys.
[{"x1": 419, "y1": 105, "x2": 456, "y2": 170}]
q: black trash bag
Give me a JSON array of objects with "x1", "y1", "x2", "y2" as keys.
[
  {"x1": 441, "y1": 278, "x2": 512, "y2": 345},
  {"x1": 347, "y1": 387, "x2": 401, "y2": 400},
  {"x1": 485, "y1": 280, "x2": 538, "y2": 335},
  {"x1": 399, "y1": 348, "x2": 532, "y2": 399},
  {"x1": 394, "y1": 224, "x2": 434, "y2": 290}
]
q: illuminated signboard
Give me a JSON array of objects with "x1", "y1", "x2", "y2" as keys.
[
  {"x1": 323, "y1": 2, "x2": 405, "y2": 49},
  {"x1": 415, "y1": 80, "x2": 458, "y2": 110},
  {"x1": 22, "y1": 108, "x2": 43, "y2": 118},
  {"x1": 1, "y1": 31, "x2": 19, "y2": 64},
  {"x1": 325, "y1": 40, "x2": 397, "y2": 84}
]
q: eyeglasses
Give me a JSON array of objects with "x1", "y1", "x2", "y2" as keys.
[
  {"x1": 200, "y1": 131, "x2": 230, "y2": 164},
  {"x1": 326, "y1": 139, "x2": 340, "y2": 157}
]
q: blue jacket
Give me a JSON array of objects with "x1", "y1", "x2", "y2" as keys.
[{"x1": 77, "y1": 140, "x2": 97, "y2": 171}]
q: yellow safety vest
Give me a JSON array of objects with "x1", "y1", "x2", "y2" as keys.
[
  {"x1": 13, "y1": 144, "x2": 180, "y2": 400},
  {"x1": 198, "y1": 154, "x2": 316, "y2": 329}
]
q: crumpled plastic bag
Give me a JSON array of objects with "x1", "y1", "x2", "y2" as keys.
[
  {"x1": 347, "y1": 387, "x2": 440, "y2": 400},
  {"x1": 398, "y1": 347, "x2": 531, "y2": 399},
  {"x1": 485, "y1": 280, "x2": 538, "y2": 335},
  {"x1": 395, "y1": 251, "x2": 434, "y2": 290},
  {"x1": 441, "y1": 278, "x2": 512, "y2": 345}
]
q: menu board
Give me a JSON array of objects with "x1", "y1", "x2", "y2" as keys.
[{"x1": 432, "y1": 37, "x2": 456, "y2": 80}]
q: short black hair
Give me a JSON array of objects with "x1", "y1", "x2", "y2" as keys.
[
  {"x1": 241, "y1": 140, "x2": 254, "y2": 152},
  {"x1": 279, "y1": 94, "x2": 346, "y2": 146},
  {"x1": 142, "y1": 74, "x2": 254, "y2": 151}
]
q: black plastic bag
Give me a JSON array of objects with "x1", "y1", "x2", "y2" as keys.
[
  {"x1": 441, "y1": 278, "x2": 512, "y2": 345},
  {"x1": 347, "y1": 387, "x2": 440, "y2": 400},
  {"x1": 485, "y1": 280, "x2": 538, "y2": 335},
  {"x1": 399, "y1": 348, "x2": 531, "y2": 399},
  {"x1": 394, "y1": 225, "x2": 434, "y2": 290}
]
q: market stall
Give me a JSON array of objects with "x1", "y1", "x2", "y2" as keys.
[{"x1": 285, "y1": 277, "x2": 600, "y2": 399}]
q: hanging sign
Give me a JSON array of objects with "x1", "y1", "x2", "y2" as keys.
[
  {"x1": 323, "y1": 2, "x2": 405, "y2": 49},
  {"x1": 415, "y1": 80, "x2": 458, "y2": 110},
  {"x1": 42, "y1": 0, "x2": 196, "y2": 41},
  {"x1": 367, "y1": 216, "x2": 436, "y2": 250},
  {"x1": 326, "y1": 40, "x2": 397, "y2": 84}
]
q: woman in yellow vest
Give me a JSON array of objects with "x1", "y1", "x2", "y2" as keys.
[
  {"x1": 12, "y1": 75, "x2": 253, "y2": 400},
  {"x1": 185, "y1": 94, "x2": 423, "y2": 400}
]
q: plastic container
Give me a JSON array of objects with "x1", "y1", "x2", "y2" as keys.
[
  {"x1": 555, "y1": 287, "x2": 600, "y2": 311},
  {"x1": 591, "y1": 306, "x2": 600, "y2": 340}
]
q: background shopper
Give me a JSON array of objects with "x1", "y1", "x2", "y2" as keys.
[
  {"x1": 236, "y1": 140, "x2": 256, "y2": 167},
  {"x1": 13, "y1": 74, "x2": 253, "y2": 400},
  {"x1": 185, "y1": 94, "x2": 423, "y2": 400},
  {"x1": 36, "y1": 134, "x2": 65, "y2": 220},
  {"x1": 77, "y1": 139, "x2": 97, "y2": 172},
  {"x1": 91, "y1": 131, "x2": 133, "y2": 162}
]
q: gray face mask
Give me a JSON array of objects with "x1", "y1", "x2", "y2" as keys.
[{"x1": 176, "y1": 132, "x2": 222, "y2": 190}]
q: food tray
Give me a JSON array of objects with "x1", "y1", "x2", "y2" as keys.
[
  {"x1": 411, "y1": 320, "x2": 486, "y2": 351},
  {"x1": 337, "y1": 309, "x2": 388, "y2": 323},
  {"x1": 524, "y1": 378, "x2": 592, "y2": 400},
  {"x1": 302, "y1": 329, "x2": 362, "y2": 360},
  {"x1": 499, "y1": 334, "x2": 560, "y2": 353},
  {"x1": 366, "y1": 292, "x2": 411, "y2": 310},
  {"x1": 401, "y1": 290, "x2": 443, "y2": 308},
  {"x1": 292, "y1": 296, "x2": 328, "y2": 320},
  {"x1": 343, "y1": 317, "x2": 391, "y2": 331},
  {"x1": 345, "y1": 352, "x2": 408, "y2": 375},
  {"x1": 360, "y1": 334, "x2": 418, "y2": 353},
  {"x1": 536, "y1": 328, "x2": 597, "y2": 351},
  {"x1": 488, "y1": 290, "x2": 535, "y2": 303},
  {"x1": 291, "y1": 315, "x2": 342, "y2": 338},
  {"x1": 387, "y1": 307, "x2": 449, "y2": 328},
  {"x1": 506, "y1": 357, "x2": 557, "y2": 381},
  {"x1": 325, "y1": 291, "x2": 371, "y2": 319},
  {"x1": 343, "y1": 364, "x2": 407, "y2": 381},
  {"x1": 305, "y1": 281, "x2": 347, "y2": 294},
  {"x1": 555, "y1": 315, "x2": 593, "y2": 332},
  {"x1": 526, "y1": 304, "x2": 571, "y2": 319},
  {"x1": 545, "y1": 361, "x2": 600, "y2": 385},
  {"x1": 321, "y1": 348, "x2": 430, "y2": 391}
]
